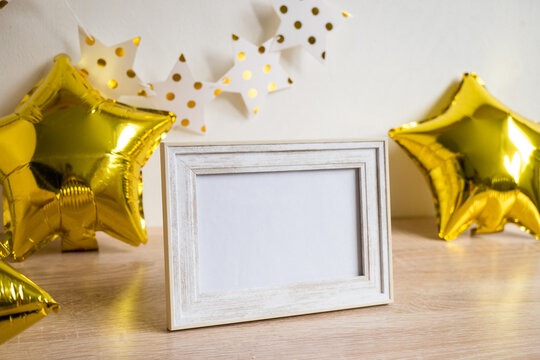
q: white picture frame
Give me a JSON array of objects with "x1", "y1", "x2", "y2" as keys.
[{"x1": 161, "y1": 140, "x2": 392, "y2": 330}]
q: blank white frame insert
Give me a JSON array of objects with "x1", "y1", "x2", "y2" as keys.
[
  {"x1": 196, "y1": 169, "x2": 362, "y2": 293},
  {"x1": 161, "y1": 140, "x2": 392, "y2": 330}
]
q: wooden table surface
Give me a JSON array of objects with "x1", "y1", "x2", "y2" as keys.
[{"x1": 3, "y1": 217, "x2": 540, "y2": 359}]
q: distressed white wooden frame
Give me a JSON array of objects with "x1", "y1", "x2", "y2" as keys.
[{"x1": 161, "y1": 140, "x2": 392, "y2": 330}]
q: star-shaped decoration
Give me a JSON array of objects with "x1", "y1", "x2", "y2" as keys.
[
  {"x1": 389, "y1": 73, "x2": 540, "y2": 241},
  {"x1": 270, "y1": 0, "x2": 351, "y2": 63},
  {"x1": 75, "y1": 27, "x2": 149, "y2": 100},
  {"x1": 221, "y1": 35, "x2": 293, "y2": 116},
  {"x1": 1, "y1": 261, "x2": 59, "y2": 344},
  {"x1": 151, "y1": 53, "x2": 221, "y2": 134},
  {"x1": 0, "y1": 54, "x2": 175, "y2": 260}
]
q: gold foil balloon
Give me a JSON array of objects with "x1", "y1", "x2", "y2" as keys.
[
  {"x1": 1, "y1": 261, "x2": 59, "y2": 344},
  {"x1": 0, "y1": 54, "x2": 175, "y2": 260},
  {"x1": 389, "y1": 73, "x2": 540, "y2": 241}
]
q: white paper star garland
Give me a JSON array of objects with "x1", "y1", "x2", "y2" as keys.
[
  {"x1": 270, "y1": 0, "x2": 351, "y2": 62},
  {"x1": 151, "y1": 54, "x2": 222, "y2": 134},
  {"x1": 75, "y1": 27, "x2": 149, "y2": 100},
  {"x1": 220, "y1": 35, "x2": 293, "y2": 117},
  {"x1": 65, "y1": 0, "x2": 351, "y2": 134}
]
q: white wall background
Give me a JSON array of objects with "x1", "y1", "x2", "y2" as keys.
[{"x1": 1, "y1": 0, "x2": 540, "y2": 227}]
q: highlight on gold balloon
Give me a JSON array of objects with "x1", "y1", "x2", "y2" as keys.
[
  {"x1": 0, "y1": 261, "x2": 59, "y2": 344},
  {"x1": 389, "y1": 73, "x2": 540, "y2": 241},
  {"x1": 0, "y1": 54, "x2": 175, "y2": 261}
]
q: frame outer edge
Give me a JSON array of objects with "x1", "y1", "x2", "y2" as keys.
[
  {"x1": 161, "y1": 143, "x2": 174, "y2": 330},
  {"x1": 161, "y1": 140, "x2": 393, "y2": 329},
  {"x1": 383, "y1": 138, "x2": 394, "y2": 302}
]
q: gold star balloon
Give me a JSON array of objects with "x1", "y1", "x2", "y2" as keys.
[
  {"x1": 389, "y1": 73, "x2": 540, "y2": 241},
  {"x1": 1, "y1": 261, "x2": 59, "y2": 344},
  {"x1": 0, "y1": 54, "x2": 175, "y2": 260}
]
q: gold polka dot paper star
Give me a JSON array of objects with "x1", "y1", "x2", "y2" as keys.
[
  {"x1": 75, "y1": 27, "x2": 149, "y2": 100},
  {"x1": 151, "y1": 54, "x2": 221, "y2": 134},
  {"x1": 270, "y1": 0, "x2": 351, "y2": 62},
  {"x1": 221, "y1": 35, "x2": 293, "y2": 117},
  {"x1": 389, "y1": 73, "x2": 540, "y2": 241}
]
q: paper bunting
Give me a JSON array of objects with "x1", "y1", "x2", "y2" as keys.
[
  {"x1": 75, "y1": 27, "x2": 149, "y2": 100},
  {"x1": 270, "y1": 0, "x2": 351, "y2": 62},
  {"x1": 221, "y1": 35, "x2": 293, "y2": 116},
  {"x1": 151, "y1": 54, "x2": 221, "y2": 134}
]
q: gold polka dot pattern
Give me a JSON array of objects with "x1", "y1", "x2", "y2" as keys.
[
  {"x1": 150, "y1": 52, "x2": 221, "y2": 134},
  {"x1": 75, "y1": 27, "x2": 149, "y2": 100},
  {"x1": 270, "y1": 0, "x2": 351, "y2": 63},
  {"x1": 218, "y1": 35, "x2": 293, "y2": 117}
]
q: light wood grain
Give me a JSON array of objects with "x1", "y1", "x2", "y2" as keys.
[
  {"x1": 3, "y1": 217, "x2": 540, "y2": 359},
  {"x1": 161, "y1": 141, "x2": 392, "y2": 330}
]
